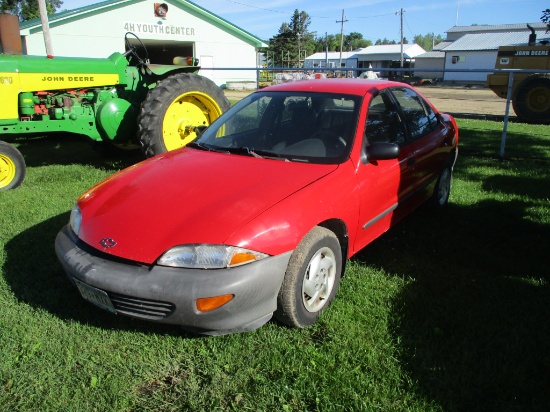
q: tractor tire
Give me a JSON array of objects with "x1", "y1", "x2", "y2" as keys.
[
  {"x1": 512, "y1": 74, "x2": 550, "y2": 124},
  {"x1": 0, "y1": 141, "x2": 26, "y2": 191},
  {"x1": 137, "y1": 73, "x2": 230, "y2": 157}
]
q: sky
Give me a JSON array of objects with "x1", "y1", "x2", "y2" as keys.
[{"x1": 59, "y1": 0, "x2": 548, "y2": 42}]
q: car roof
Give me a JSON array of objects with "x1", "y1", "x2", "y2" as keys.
[{"x1": 262, "y1": 78, "x2": 407, "y2": 96}]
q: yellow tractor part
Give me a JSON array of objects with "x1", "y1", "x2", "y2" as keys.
[{"x1": 162, "y1": 91, "x2": 224, "y2": 151}]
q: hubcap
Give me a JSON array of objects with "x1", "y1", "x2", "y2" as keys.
[
  {"x1": 527, "y1": 86, "x2": 550, "y2": 113},
  {"x1": 302, "y1": 247, "x2": 337, "y2": 313},
  {"x1": 438, "y1": 169, "x2": 451, "y2": 205},
  {"x1": 0, "y1": 153, "x2": 16, "y2": 189},
  {"x1": 162, "y1": 92, "x2": 223, "y2": 151}
]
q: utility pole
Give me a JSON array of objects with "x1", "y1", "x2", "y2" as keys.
[
  {"x1": 38, "y1": 0, "x2": 54, "y2": 56},
  {"x1": 325, "y1": 32, "x2": 328, "y2": 68},
  {"x1": 336, "y1": 9, "x2": 348, "y2": 68},
  {"x1": 399, "y1": 8, "x2": 404, "y2": 70}
]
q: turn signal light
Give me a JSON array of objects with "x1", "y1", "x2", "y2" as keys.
[{"x1": 196, "y1": 294, "x2": 234, "y2": 312}]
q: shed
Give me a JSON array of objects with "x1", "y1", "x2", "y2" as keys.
[{"x1": 441, "y1": 29, "x2": 549, "y2": 82}]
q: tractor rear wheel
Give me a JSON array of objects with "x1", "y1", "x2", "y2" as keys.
[
  {"x1": 137, "y1": 73, "x2": 230, "y2": 157},
  {"x1": 512, "y1": 74, "x2": 550, "y2": 124},
  {"x1": 0, "y1": 141, "x2": 26, "y2": 191}
]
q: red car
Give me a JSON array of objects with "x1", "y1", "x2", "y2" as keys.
[{"x1": 55, "y1": 79, "x2": 458, "y2": 335}]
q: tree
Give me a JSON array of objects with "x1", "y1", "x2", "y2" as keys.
[
  {"x1": 542, "y1": 8, "x2": 550, "y2": 32},
  {"x1": 266, "y1": 10, "x2": 314, "y2": 68},
  {"x1": 413, "y1": 33, "x2": 444, "y2": 51},
  {"x1": 1, "y1": 0, "x2": 63, "y2": 21},
  {"x1": 346, "y1": 32, "x2": 371, "y2": 50},
  {"x1": 375, "y1": 38, "x2": 397, "y2": 45},
  {"x1": 312, "y1": 32, "x2": 371, "y2": 53}
]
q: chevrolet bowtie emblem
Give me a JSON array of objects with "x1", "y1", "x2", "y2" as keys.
[{"x1": 100, "y1": 238, "x2": 117, "y2": 248}]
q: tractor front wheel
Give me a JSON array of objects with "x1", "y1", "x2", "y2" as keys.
[
  {"x1": 512, "y1": 74, "x2": 550, "y2": 124},
  {"x1": 137, "y1": 73, "x2": 230, "y2": 157},
  {"x1": 0, "y1": 141, "x2": 26, "y2": 191}
]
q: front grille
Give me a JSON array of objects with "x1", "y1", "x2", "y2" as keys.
[{"x1": 108, "y1": 292, "x2": 176, "y2": 320}]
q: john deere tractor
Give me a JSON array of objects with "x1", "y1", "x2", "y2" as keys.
[
  {"x1": 487, "y1": 24, "x2": 550, "y2": 124},
  {"x1": 0, "y1": 15, "x2": 229, "y2": 191}
]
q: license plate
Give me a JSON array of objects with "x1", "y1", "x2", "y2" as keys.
[{"x1": 73, "y1": 278, "x2": 116, "y2": 314}]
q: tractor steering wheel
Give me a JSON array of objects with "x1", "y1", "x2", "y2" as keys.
[{"x1": 124, "y1": 32, "x2": 149, "y2": 65}]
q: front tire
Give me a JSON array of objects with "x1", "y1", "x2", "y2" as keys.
[
  {"x1": 137, "y1": 73, "x2": 230, "y2": 157},
  {"x1": 275, "y1": 226, "x2": 342, "y2": 328},
  {"x1": 0, "y1": 141, "x2": 26, "y2": 191}
]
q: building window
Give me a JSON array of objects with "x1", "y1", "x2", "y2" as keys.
[{"x1": 451, "y1": 55, "x2": 465, "y2": 64}]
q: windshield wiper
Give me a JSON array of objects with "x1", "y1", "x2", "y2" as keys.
[
  {"x1": 187, "y1": 142, "x2": 228, "y2": 153},
  {"x1": 225, "y1": 146, "x2": 263, "y2": 158}
]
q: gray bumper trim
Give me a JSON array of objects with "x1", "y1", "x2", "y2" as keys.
[{"x1": 55, "y1": 225, "x2": 292, "y2": 335}]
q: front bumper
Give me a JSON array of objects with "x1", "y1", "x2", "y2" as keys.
[{"x1": 55, "y1": 225, "x2": 292, "y2": 335}]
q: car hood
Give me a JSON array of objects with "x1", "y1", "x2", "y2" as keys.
[{"x1": 77, "y1": 148, "x2": 338, "y2": 264}]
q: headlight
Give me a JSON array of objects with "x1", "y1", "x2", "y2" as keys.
[
  {"x1": 69, "y1": 204, "x2": 82, "y2": 236},
  {"x1": 157, "y1": 244, "x2": 268, "y2": 269}
]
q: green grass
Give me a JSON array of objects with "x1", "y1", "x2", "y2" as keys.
[{"x1": 1, "y1": 120, "x2": 549, "y2": 411}]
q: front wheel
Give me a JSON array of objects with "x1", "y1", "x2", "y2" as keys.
[
  {"x1": 0, "y1": 141, "x2": 26, "y2": 191},
  {"x1": 137, "y1": 73, "x2": 230, "y2": 157},
  {"x1": 275, "y1": 226, "x2": 342, "y2": 328}
]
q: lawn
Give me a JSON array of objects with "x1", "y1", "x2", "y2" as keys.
[{"x1": 1, "y1": 119, "x2": 549, "y2": 411}]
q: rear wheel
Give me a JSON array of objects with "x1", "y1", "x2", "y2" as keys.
[
  {"x1": 137, "y1": 73, "x2": 230, "y2": 157},
  {"x1": 0, "y1": 141, "x2": 26, "y2": 191},
  {"x1": 512, "y1": 74, "x2": 550, "y2": 124},
  {"x1": 275, "y1": 226, "x2": 342, "y2": 328},
  {"x1": 432, "y1": 162, "x2": 453, "y2": 208}
]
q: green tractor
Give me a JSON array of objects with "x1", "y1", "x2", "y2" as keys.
[{"x1": 0, "y1": 20, "x2": 230, "y2": 191}]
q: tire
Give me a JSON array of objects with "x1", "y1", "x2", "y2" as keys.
[
  {"x1": 512, "y1": 74, "x2": 550, "y2": 124},
  {"x1": 0, "y1": 141, "x2": 26, "y2": 191},
  {"x1": 432, "y1": 162, "x2": 453, "y2": 208},
  {"x1": 275, "y1": 226, "x2": 343, "y2": 328},
  {"x1": 137, "y1": 73, "x2": 230, "y2": 157}
]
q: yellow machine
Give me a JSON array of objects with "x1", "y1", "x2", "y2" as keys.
[{"x1": 487, "y1": 25, "x2": 550, "y2": 123}]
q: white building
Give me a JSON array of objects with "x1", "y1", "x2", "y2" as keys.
[
  {"x1": 354, "y1": 44, "x2": 427, "y2": 77},
  {"x1": 304, "y1": 51, "x2": 359, "y2": 70},
  {"x1": 19, "y1": 0, "x2": 267, "y2": 87},
  {"x1": 304, "y1": 44, "x2": 426, "y2": 78},
  {"x1": 414, "y1": 23, "x2": 549, "y2": 82}
]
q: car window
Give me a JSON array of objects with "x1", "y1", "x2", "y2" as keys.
[
  {"x1": 197, "y1": 91, "x2": 361, "y2": 164},
  {"x1": 365, "y1": 91, "x2": 406, "y2": 146},
  {"x1": 389, "y1": 87, "x2": 439, "y2": 141}
]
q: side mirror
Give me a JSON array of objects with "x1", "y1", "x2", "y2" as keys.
[{"x1": 361, "y1": 142, "x2": 399, "y2": 163}]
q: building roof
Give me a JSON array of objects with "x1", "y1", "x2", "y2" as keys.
[
  {"x1": 442, "y1": 30, "x2": 550, "y2": 52},
  {"x1": 415, "y1": 51, "x2": 445, "y2": 59},
  {"x1": 354, "y1": 43, "x2": 427, "y2": 59},
  {"x1": 305, "y1": 51, "x2": 360, "y2": 60},
  {"x1": 433, "y1": 41, "x2": 453, "y2": 51},
  {"x1": 19, "y1": 0, "x2": 267, "y2": 47},
  {"x1": 446, "y1": 22, "x2": 547, "y2": 34}
]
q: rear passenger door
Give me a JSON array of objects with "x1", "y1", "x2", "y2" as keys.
[{"x1": 387, "y1": 86, "x2": 451, "y2": 203}]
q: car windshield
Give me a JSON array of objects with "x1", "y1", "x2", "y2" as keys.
[{"x1": 194, "y1": 91, "x2": 361, "y2": 164}]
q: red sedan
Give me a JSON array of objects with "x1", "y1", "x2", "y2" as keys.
[{"x1": 55, "y1": 79, "x2": 458, "y2": 335}]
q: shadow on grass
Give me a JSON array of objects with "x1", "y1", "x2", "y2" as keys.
[
  {"x1": 355, "y1": 197, "x2": 550, "y2": 411},
  {"x1": 2, "y1": 212, "x2": 193, "y2": 338},
  {"x1": 4, "y1": 132, "x2": 145, "y2": 170}
]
